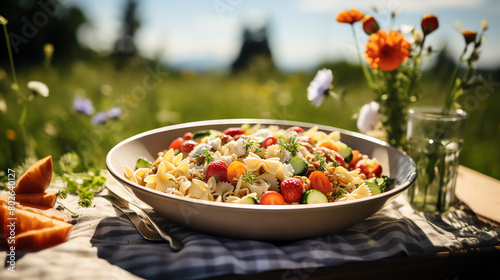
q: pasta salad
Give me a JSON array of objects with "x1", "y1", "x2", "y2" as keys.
[{"x1": 124, "y1": 124, "x2": 393, "y2": 205}]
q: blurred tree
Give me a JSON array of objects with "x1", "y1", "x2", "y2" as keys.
[
  {"x1": 0, "y1": 0, "x2": 87, "y2": 67},
  {"x1": 231, "y1": 23, "x2": 275, "y2": 73},
  {"x1": 113, "y1": 0, "x2": 141, "y2": 68}
]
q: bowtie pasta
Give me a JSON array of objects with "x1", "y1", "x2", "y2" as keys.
[{"x1": 124, "y1": 124, "x2": 393, "y2": 205}]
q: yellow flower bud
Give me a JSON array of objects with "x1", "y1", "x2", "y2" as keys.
[{"x1": 481, "y1": 19, "x2": 488, "y2": 31}]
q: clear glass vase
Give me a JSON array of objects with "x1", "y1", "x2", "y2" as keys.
[{"x1": 406, "y1": 108, "x2": 467, "y2": 213}]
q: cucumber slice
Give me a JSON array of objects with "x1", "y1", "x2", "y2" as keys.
[
  {"x1": 337, "y1": 147, "x2": 353, "y2": 163},
  {"x1": 135, "y1": 157, "x2": 152, "y2": 169},
  {"x1": 287, "y1": 157, "x2": 308, "y2": 176},
  {"x1": 192, "y1": 130, "x2": 211, "y2": 140},
  {"x1": 299, "y1": 189, "x2": 328, "y2": 204},
  {"x1": 238, "y1": 197, "x2": 258, "y2": 204},
  {"x1": 365, "y1": 179, "x2": 382, "y2": 195}
]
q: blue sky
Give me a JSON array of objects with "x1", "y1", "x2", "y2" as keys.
[{"x1": 66, "y1": 0, "x2": 500, "y2": 71}]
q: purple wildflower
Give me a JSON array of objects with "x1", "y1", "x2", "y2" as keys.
[
  {"x1": 107, "y1": 107, "x2": 121, "y2": 119},
  {"x1": 73, "y1": 97, "x2": 95, "y2": 115},
  {"x1": 92, "y1": 111, "x2": 108, "y2": 125}
]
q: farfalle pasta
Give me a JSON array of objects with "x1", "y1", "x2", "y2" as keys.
[{"x1": 124, "y1": 124, "x2": 393, "y2": 205}]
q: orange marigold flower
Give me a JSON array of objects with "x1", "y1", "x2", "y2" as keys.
[
  {"x1": 336, "y1": 9, "x2": 365, "y2": 24},
  {"x1": 421, "y1": 14, "x2": 439, "y2": 36},
  {"x1": 362, "y1": 15, "x2": 379, "y2": 35},
  {"x1": 365, "y1": 30, "x2": 411, "y2": 71},
  {"x1": 462, "y1": 30, "x2": 477, "y2": 45}
]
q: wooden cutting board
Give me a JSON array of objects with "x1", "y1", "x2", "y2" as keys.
[{"x1": 455, "y1": 166, "x2": 500, "y2": 225}]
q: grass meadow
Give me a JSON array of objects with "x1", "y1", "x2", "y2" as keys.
[{"x1": 1, "y1": 56, "x2": 499, "y2": 179}]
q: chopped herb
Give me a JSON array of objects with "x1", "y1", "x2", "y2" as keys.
[
  {"x1": 193, "y1": 149, "x2": 214, "y2": 165},
  {"x1": 335, "y1": 188, "x2": 346, "y2": 198},
  {"x1": 202, "y1": 150, "x2": 214, "y2": 164},
  {"x1": 313, "y1": 152, "x2": 327, "y2": 171},
  {"x1": 242, "y1": 171, "x2": 257, "y2": 184},
  {"x1": 245, "y1": 140, "x2": 261, "y2": 153},
  {"x1": 277, "y1": 132, "x2": 302, "y2": 156}
]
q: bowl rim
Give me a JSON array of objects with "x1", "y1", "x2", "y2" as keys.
[{"x1": 106, "y1": 118, "x2": 417, "y2": 211}]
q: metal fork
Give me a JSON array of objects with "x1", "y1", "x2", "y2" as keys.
[{"x1": 102, "y1": 184, "x2": 183, "y2": 251}]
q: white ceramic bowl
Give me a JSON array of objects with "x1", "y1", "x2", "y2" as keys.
[{"x1": 106, "y1": 119, "x2": 417, "y2": 240}]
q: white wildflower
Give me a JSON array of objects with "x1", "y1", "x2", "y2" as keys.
[
  {"x1": 307, "y1": 68, "x2": 333, "y2": 107},
  {"x1": 357, "y1": 101, "x2": 380, "y2": 133},
  {"x1": 412, "y1": 29, "x2": 424, "y2": 45},
  {"x1": 399, "y1": 24, "x2": 414, "y2": 35},
  {"x1": 27, "y1": 81, "x2": 49, "y2": 97}
]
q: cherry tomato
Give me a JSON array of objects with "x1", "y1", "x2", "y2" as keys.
[
  {"x1": 168, "y1": 137, "x2": 184, "y2": 151},
  {"x1": 183, "y1": 132, "x2": 193, "y2": 140},
  {"x1": 287, "y1": 126, "x2": 305, "y2": 133},
  {"x1": 332, "y1": 150, "x2": 346, "y2": 168},
  {"x1": 227, "y1": 161, "x2": 247, "y2": 186},
  {"x1": 260, "y1": 191, "x2": 285, "y2": 205},
  {"x1": 348, "y1": 150, "x2": 363, "y2": 169},
  {"x1": 261, "y1": 136, "x2": 278, "y2": 148},
  {"x1": 180, "y1": 140, "x2": 197, "y2": 153},
  {"x1": 223, "y1": 127, "x2": 245, "y2": 138},
  {"x1": 308, "y1": 171, "x2": 331, "y2": 194},
  {"x1": 355, "y1": 159, "x2": 382, "y2": 178}
]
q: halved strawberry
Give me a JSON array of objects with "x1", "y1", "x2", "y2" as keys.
[
  {"x1": 280, "y1": 177, "x2": 304, "y2": 203},
  {"x1": 205, "y1": 161, "x2": 229, "y2": 182}
]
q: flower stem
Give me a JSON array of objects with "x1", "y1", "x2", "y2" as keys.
[
  {"x1": 18, "y1": 101, "x2": 35, "y2": 158},
  {"x1": 2, "y1": 23, "x2": 19, "y2": 91},
  {"x1": 384, "y1": 70, "x2": 405, "y2": 147},
  {"x1": 406, "y1": 37, "x2": 426, "y2": 100},
  {"x1": 442, "y1": 47, "x2": 467, "y2": 114},
  {"x1": 351, "y1": 25, "x2": 374, "y2": 89},
  {"x1": 57, "y1": 201, "x2": 79, "y2": 218}
]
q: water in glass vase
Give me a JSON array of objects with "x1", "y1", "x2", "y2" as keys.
[
  {"x1": 406, "y1": 108, "x2": 467, "y2": 213},
  {"x1": 407, "y1": 138, "x2": 463, "y2": 213}
]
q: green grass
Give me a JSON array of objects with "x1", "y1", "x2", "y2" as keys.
[{"x1": 1, "y1": 58, "x2": 499, "y2": 179}]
